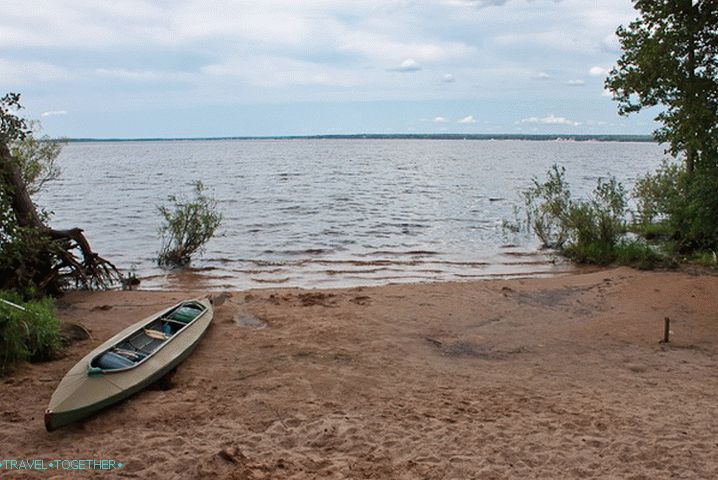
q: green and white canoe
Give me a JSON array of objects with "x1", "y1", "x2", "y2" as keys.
[{"x1": 45, "y1": 298, "x2": 213, "y2": 431}]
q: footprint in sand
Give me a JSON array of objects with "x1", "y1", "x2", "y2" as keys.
[
  {"x1": 233, "y1": 312, "x2": 268, "y2": 329},
  {"x1": 350, "y1": 295, "x2": 372, "y2": 305}
]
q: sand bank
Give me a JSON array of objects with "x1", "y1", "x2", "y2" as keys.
[{"x1": 2, "y1": 267, "x2": 717, "y2": 479}]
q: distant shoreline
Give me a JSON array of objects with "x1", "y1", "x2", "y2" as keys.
[{"x1": 64, "y1": 133, "x2": 655, "y2": 143}]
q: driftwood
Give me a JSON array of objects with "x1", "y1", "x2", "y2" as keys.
[{"x1": 0, "y1": 141, "x2": 122, "y2": 293}]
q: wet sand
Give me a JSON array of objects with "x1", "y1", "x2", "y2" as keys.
[{"x1": 2, "y1": 267, "x2": 717, "y2": 479}]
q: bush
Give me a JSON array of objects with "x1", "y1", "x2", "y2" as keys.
[
  {"x1": 632, "y1": 221, "x2": 673, "y2": 241},
  {"x1": 633, "y1": 160, "x2": 685, "y2": 224},
  {"x1": 523, "y1": 165, "x2": 629, "y2": 264},
  {"x1": 157, "y1": 181, "x2": 222, "y2": 267},
  {"x1": 0, "y1": 196, "x2": 54, "y2": 295},
  {"x1": 566, "y1": 176, "x2": 627, "y2": 257},
  {"x1": 522, "y1": 165, "x2": 572, "y2": 248},
  {"x1": 521, "y1": 160, "x2": 717, "y2": 267},
  {"x1": 614, "y1": 240, "x2": 670, "y2": 269},
  {"x1": 0, "y1": 291, "x2": 60, "y2": 375},
  {"x1": 634, "y1": 162, "x2": 718, "y2": 252},
  {"x1": 680, "y1": 170, "x2": 718, "y2": 251}
]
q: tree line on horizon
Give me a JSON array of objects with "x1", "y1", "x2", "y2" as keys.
[{"x1": 63, "y1": 133, "x2": 656, "y2": 142}]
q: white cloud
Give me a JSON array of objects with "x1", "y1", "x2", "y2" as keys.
[
  {"x1": 533, "y1": 72, "x2": 551, "y2": 80},
  {"x1": 442, "y1": 0, "x2": 511, "y2": 7},
  {"x1": 201, "y1": 56, "x2": 363, "y2": 87},
  {"x1": 601, "y1": 33, "x2": 620, "y2": 53},
  {"x1": 0, "y1": 58, "x2": 68, "y2": 82},
  {"x1": 493, "y1": 30, "x2": 593, "y2": 54},
  {"x1": 0, "y1": 2, "x2": 474, "y2": 67},
  {"x1": 94, "y1": 68, "x2": 191, "y2": 82},
  {"x1": 339, "y1": 31, "x2": 474, "y2": 64},
  {"x1": 567, "y1": 79, "x2": 585, "y2": 86},
  {"x1": 433, "y1": 116, "x2": 450, "y2": 123},
  {"x1": 602, "y1": 88, "x2": 613, "y2": 97},
  {"x1": 0, "y1": 0, "x2": 648, "y2": 134},
  {"x1": 389, "y1": 58, "x2": 422, "y2": 72},
  {"x1": 519, "y1": 114, "x2": 581, "y2": 126},
  {"x1": 41, "y1": 110, "x2": 68, "y2": 117},
  {"x1": 457, "y1": 115, "x2": 476, "y2": 124}
]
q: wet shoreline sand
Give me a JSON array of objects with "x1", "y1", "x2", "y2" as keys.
[{"x1": 2, "y1": 267, "x2": 717, "y2": 479}]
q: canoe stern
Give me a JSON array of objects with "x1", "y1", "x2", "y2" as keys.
[{"x1": 44, "y1": 409, "x2": 54, "y2": 432}]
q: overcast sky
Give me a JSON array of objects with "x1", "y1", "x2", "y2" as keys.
[{"x1": 0, "y1": 0, "x2": 659, "y2": 138}]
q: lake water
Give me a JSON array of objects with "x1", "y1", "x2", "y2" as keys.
[{"x1": 37, "y1": 139, "x2": 667, "y2": 290}]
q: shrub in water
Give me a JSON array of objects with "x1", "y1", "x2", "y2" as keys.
[
  {"x1": 157, "y1": 181, "x2": 222, "y2": 267},
  {"x1": 564, "y1": 177, "x2": 628, "y2": 263},
  {"x1": 521, "y1": 158, "x2": 717, "y2": 266},
  {"x1": 524, "y1": 165, "x2": 629, "y2": 264},
  {"x1": 522, "y1": 164, "x2": 572, "y2": 249}
]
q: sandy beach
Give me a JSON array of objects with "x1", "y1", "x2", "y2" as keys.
[{"x1": 2, "y1": 267, "x2": 717, "y2": 479}]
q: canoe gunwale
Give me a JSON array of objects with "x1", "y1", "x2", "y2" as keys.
[{"x1": 87, "y1": 299, "x2": 210, "y2": 375}]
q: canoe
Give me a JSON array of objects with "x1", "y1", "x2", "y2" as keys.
[{"x1": 45, "y1": 298, "x2": 213, "y2": 431}]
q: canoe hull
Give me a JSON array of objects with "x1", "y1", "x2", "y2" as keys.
[{"x1": 46, "y1": 298, "x2": 213, "y2": 431}]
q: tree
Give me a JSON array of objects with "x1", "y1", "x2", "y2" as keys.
[
  {"x1": 606, "y1": 0, "x2": 718, "y2": 175},
  {"x1": 10, "y1": 120, "x2": 63, "y2": 196},
  {"x1": 0, "y1": 93, "x2": 121, "y2": 294}
]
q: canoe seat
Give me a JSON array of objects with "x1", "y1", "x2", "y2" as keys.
[
  {"x1": 144, "y1": 328, "x2": 169, "y2": 340},
  {"x1": 129, "y1": 336, "x2": 164, "y2": 354},
  {"x1": 114, "y1": 348, "x2": 146, "y2": 361}
]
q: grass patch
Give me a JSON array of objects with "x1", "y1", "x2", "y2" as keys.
[
  {"x1": 563, "y1": 240, "x2": 673, "y2": 269},
  {"x1": 631, "y1": 220, "x2": 673, "y2": 240},
  {"x1": 614, "y1": 240, "x2": 673, "y2": 269},
  {"x1": 563, "y1": 241, "x2": 616, "y2": 265},
  {"x1": 688, "y1": 250, "x2": 718, "y2": 268},
  {"x1": 0, "y1": 291, "x2": 61, "y2": 376}
]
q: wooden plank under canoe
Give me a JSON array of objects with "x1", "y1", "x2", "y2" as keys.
[{"x1": 45, "y1": 297, "x2": 214, "y2": 431}]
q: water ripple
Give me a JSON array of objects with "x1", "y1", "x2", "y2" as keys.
[{"x1": 37, "y1": 139, "x2": 666, "y2": 289}]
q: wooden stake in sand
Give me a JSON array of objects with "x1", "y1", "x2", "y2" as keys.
[{"x1": 662, "y1": 316, "x2": 670, "y2": 343}]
